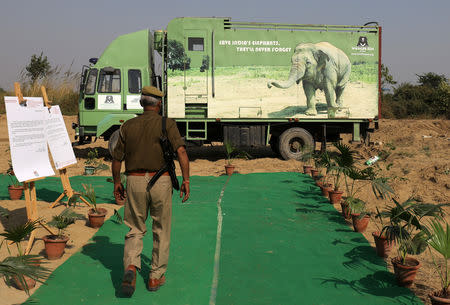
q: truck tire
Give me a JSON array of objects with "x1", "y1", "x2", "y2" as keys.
[
  {"x1": 108, "y1": 129, "x2": 120, "y2": 157},
  {"x1": 278, "y1": 128, "x2": 314, "y2": 160}
]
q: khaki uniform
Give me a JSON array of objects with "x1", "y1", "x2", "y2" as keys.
[{"x1": 112, "y1": 111, "x2": 185, "y2": 279}]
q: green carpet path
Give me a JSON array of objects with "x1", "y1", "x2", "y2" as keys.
[{"x1": 11, "y1": 173, "x2": 422, "y2": 305}]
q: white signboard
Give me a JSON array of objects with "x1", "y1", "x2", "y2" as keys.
[
  {"x1": 98, "y1": 94, "x2": 121, "y2": 110},
  {"x1": 126, "y1": 95, "x2": 142, "y2": 110},
  {"x1": 4, "y1": 97, "x2": 55, "y2": 182},
  {"x1": 46, "y1": 106, "x2": 77, "y2": 169}
]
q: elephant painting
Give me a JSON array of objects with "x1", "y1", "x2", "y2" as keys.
[{"x1": 267, "y1": 42, "x2": 351, "y2": 116}]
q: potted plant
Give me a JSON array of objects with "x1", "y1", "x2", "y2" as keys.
[
  {"x1": 381, "y1": 198, "x2": 445, "y2": 287},
  {"x1": 312, "y1": 151, "x2": 329, "y2": 186},
  {"x1": 300, "y1": 145, "x2": 314, "y2": 175},
  {"x1": 371, "y1": 207, "x2": 395, "y2": 258},
  {"x1": 0, "y1": 219, "x2": 50, "y2": 292},
  {"x1": 43, "y1": 208, "x2": 83, "y2": 260},
  {"x1": 314, "y1": 151, "x2": 333, "y2": 196},
  {"x1": 82, "y1": 184, "x2": 108, "y2": 228},
  {"x1": 84, "y1": 148, "x2": 110, "y2": 175},
  {"x1": 6, "y1": 165, "x2": 24, "y2": 200},
  {"x1": 328, "y1": 143, "x2": 355, "y2": 204},
  {"x1": 426, "y1": 220, "x2": 450, "y2": 305},
  {"x1": 224, "y1": 141, "x2": 236, "y2": 176},
  {"x1": 106, "y1": 173, "x2": 127, "y2": 205}
]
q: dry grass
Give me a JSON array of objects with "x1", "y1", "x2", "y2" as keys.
[{"x1": 0, "y1": 65, "x2": 80, "y2": 115}]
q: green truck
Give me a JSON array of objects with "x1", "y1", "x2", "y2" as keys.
[{"x1": 74, "y1": 17, "x2": 381, "y2": 160}]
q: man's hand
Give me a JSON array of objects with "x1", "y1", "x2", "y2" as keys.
[
  {"x1": 180, "y1": 180, "x2": 190, "y2": 203},
  {"x1": 114, "y1": 182, "x2": 126, "y2": 200},
  {"x1": 177, "y1": 145, "x2": 190, "y2": 203}
]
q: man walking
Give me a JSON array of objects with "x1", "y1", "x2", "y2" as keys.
[{"x1": 111, "y1": 86, "x2": 190, "y2": 296}]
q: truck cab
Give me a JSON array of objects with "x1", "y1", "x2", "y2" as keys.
[{"x1": 74, "y1": 29, "x2": 155, "y2": 144}]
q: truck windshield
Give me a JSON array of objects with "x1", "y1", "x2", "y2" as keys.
[
  {"x1": 98, "y1": 68, "x2": 121, "y2": 93},
  {"x1": 85, "y1": 69, "x2": 98, "y2": 95}
]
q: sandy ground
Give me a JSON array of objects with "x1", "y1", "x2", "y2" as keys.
[{"x1": 0, "y1": 115, "x2": 449, "y2": 305}]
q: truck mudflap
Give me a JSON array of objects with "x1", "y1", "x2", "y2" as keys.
[{"x1": 96, "y1": 114, "x2": 137, "y2": 138}]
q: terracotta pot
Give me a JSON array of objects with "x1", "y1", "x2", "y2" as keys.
[
  {"x1": 303, "y1": 165, "x2": 312, "y2": 174},
  {"x1": 8, "y1": 185, "x2": 24, "y2": 200},
  {"x1": 372, "y1": 232, "x2": 394, "y2": 257},
  {"x1": 225, "y1": 164, "x2": 235, "y2": 176},
  {"x1": 84, "y1": 166, "x2": 95, "y2": 175},
  {"x1": 13, "y1": 275, "x2": 36, "y2": 290},
  {"x1": 351, "y1": 213, "x2": 370, "y2": 232},
  {"x1": 43, "y1": 235, "x2": 69, "y2": 260},
  {"x1": 340, "y1": 202, "x2": 351, "y2": 220},
  {"x1": 320, "y1": 183, "x2": 333, "y2": 197},
  {"x1": 88, "y1": 208, "x2": 107, "y2": 228},
  {"x1": 115, "y1": 194, "x2": 125, "y2": 206},
  {"x1": 430, "y1": 291, "x2": 450, "y2": 305},
  {"x1": 328, "y1": 190, "x2": 344, "y2": 204},
  {"x1": 315, "y1": 180, "x2": 323, "y2": 188},
  {"x1": 310, "y1": 169, "x2": 319, "y2": 177},
  {"x1": 391, "y1": 256, "x2": 421, "y2": 287}
]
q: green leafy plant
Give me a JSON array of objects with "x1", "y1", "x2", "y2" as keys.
[
  {"x1": 328, "y1": 142, "x2": 355, "y2": 191},
  {"x1": 47, "y1": 208, "x2": 83, "y2": 239},
  {"x1": 314, "y1": 150, "x2": 332, "y2": 183},
  {"x1": 426, "y1": 220, "x2": 450, "y2": 297},
  {"x1": 224, "y1": 141, "x2": 236, "y2": 166},
  {"x1": 84, "y1": 148, "x2": 110, "y2": 173},
  {"x1": 379, "y1": 198, "x2": 446, "y2": 264},
  {"x1": 81, "y1": 184, "x2": 99, "y2": 213},
  {"x1": 299, "y1": 145, "x2": 314, "y2": 166},
  {"x1": 6, "y1": 163, "x2": 21, "y2": 187},
  {"x1": 0, "y1": 219, "x2": 51, "y2": 294}
]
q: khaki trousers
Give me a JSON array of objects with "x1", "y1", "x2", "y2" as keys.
[{"x1": 123, "y1": 175, "x2": 172, "y2": 279}]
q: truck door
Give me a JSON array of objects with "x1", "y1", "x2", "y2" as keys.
[{"x1": 184, "y1": 30, "x2": 209, "y2": 104}]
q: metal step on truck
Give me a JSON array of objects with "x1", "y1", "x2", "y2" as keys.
[{"x1": 73, "y1": 17, "x2": 381, "y2": 160}]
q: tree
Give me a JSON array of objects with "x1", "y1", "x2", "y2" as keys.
[
  {"x1": 381, "y1": 64, "x2": 397, "y2": 89},
  {"x1": 167, "y1": 40, "x2": 190, "y2": 72},
  {"x1": 416, "y1": 72, "x2": 448, "y2": 89},
  {"x1": 25, "y1": 52, "x2": 51, "y2": 83}
]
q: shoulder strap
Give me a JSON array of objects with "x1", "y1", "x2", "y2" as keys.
[{"x1": 162, "y1": 116, "x2": 167, "y2": 136}]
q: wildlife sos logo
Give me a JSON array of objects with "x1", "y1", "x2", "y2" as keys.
[
  {"x1": 351, "y1": 36, "x2": 375, "y2": 57},
  {"x1": 98, "y1": 94, "x2": 121, "y2": 110},
  {"x1": 105, "y1": 95, "x2": 115, "y2": 104}
]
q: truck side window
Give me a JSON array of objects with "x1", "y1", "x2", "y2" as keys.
[
  {"x1": 188, "y1": 37, "x2": 204, "y2": 51},
  {"x1": 128, "y1": 69, "x2": 142, "y2": 93},
  {"x1": 98, "y1": 68, "x2": 121, "y2": 93},
  {"x1": 85, "y1": 69, "x2": 98, "y2": 95}
]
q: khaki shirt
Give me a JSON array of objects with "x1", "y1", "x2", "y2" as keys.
[{"x1": 112, "y1": 111, "x2": 185, "y2": 172}]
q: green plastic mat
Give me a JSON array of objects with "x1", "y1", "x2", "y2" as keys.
[{"x1": 17, "y1": 173, "x2": 422, "y2": 305}]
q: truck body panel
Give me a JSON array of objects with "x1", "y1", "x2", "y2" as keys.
[
  {"x1": 166, "y1": 18, "x2": 379, "y2": 120},
  {"x1": 75, "y1": 17, "x2": 381, "y2": 158}
]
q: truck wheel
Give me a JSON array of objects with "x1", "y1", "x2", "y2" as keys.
[
  {"x1": 278, "y1": 128, "x2": 314, "y2": 160},
  {"x1": 108, "y1": 129, "x2": 120, "y2": 157}
]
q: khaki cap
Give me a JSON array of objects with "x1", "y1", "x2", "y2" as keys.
[{"x1": 142, "y1": 86, "x2": 163, "y2": 98}]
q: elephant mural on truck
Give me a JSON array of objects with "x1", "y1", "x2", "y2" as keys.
[{"x1": 267, "y1": 42, "x2": 351, "y2": 116}]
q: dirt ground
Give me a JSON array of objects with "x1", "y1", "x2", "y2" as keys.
[{"x1": 0, "y1": 115, "x2": 449, "y2": 305}]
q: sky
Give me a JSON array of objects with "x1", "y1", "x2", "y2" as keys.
[{"x1": 1, "y1": 0, "x2": 449, "y2": 90}]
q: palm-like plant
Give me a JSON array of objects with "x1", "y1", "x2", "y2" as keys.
[
  {"x1": 81, "y1": 184, "x2": 99, "y2": 213},
  {"x1": 379, "y1": 198, "x2": 446, "y2": 264},
  {"x1": 224, "y1": 141, "x2": 235, "y2": 166},
  {"x1": 427, "y1": 220, "x2": 450, "y2": 296},
  {"x1": 47, "y1": 208, "x2": 84, "y2": 238},
  {"x1": 329, "y1": 142, "x2": 355, "y2": 191},
  {"x1": 0, "y1": 219, "x2": 51, "y2": 294}
]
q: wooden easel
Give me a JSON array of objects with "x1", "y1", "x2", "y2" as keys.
[
  {"x1": 13, "y1": 83, "x2": 55, "y2": 254},
  {"x1": 40, "y1": 86, "x2": 91, "y2": 209}
]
